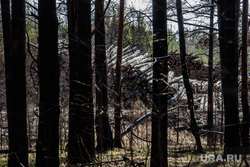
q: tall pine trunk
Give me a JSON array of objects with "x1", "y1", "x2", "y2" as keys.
[
  {"x1": 176, "y1": 0, "x2": 203, "y2": 153},
  {"x1": 95, "y1": 0, "x2": 113, "y2": 152},
  {"x1": 2, "y1": 1, "x2": 29, "y2": 166},
  {"x1": 150, "y1": 0, "x2": 168, "y2": 166},
  {"x1": 36, "y1": 0, "x2": 60, "y2": 166},
  {"x1": 207, "y1": 0, "x2": 214, "y2": 146},
  {"x1": 68, "y1": 0, "x2": 95, "y2": 164},
  {"x1": 218, "y1": 0, "x2": 241, "y2": 154},
  {"x1": 114, "y1": 0, "x2": 125, "y2": 148},
  {"x1": 241, "y1": 0, "x2": 249, "y2": 154}
]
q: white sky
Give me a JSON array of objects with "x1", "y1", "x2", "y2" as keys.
[
  {"x1": 126, "y1": 0, "x2": 151, "y2": 10},
  {"x1": 126, "y1": 0, "x2": 197, "y2": 10}
]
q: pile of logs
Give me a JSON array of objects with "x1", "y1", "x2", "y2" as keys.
[
  {"x1": 107, "y1": 46, "x2": 153, "y2": 108},
  {"x1": 167, "y1": 51, "x2": 217, "y2": 80},
  {"x1": 106, "y1": 45, "x2": 218, "y2": 108}
]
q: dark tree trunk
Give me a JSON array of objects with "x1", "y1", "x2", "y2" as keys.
[
  {"x1": 207, "y1": 0, "x2": 215, "y2": 146},
  {"x1": 2, "y1": 1, "x2": 29, "y2": 166},
  {"x1": 67, "y1": 0, "x2": 78, "y2": 163},
  {"x1": 95, "y1": 0, "x2": 113, "y2": 152},
  {"x1": 114, "y1": 0, "x2": 125, "y2": 148},
  {"x1": 150, "y1": 0, "x2": 168, "y2": 166},
  {"x1": 1, "y1": 1, "x2": 11, "y2": 58},
  {"x1": 218, "y1": 0, "x2": 241, "y2": 154},
  {"x1": 68, "y1": 0, "x2": 95, "y2": 164},
  {"x1": 176, "y1": 0, "x2": 203, "y2": 153},
  {"x1": 241, "y1": 0, "x2": 249, "y2": 154},
  {"x1": 36, "y1": 0, "x2": 60, "y2": 166}
]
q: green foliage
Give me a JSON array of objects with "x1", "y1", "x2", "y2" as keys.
[
  {"x1": 123, "y1": 19, "x2": 153, "y2": 53},
  {"x1": 0, "y1": 159, "x2": 7, "y2": 167},
  {"x1": 167, "y1": 31, "x2": 179, "y2": 52},
  {"x1": 29, "y1": 158, "x2": 36, "y2": 163},
  {"x1": 105, "y1": 2, "x2": 119, "y2": 46},
  {"x1": 194, "y1": 45, "x2": 207, "y2": 63},
  {"x1": 27, "y1": 27, "x2": 38, "y2": 43}
]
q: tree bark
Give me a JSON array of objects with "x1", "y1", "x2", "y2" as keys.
[
  {"x1": 95, "y1": 0, "x2": 113, "y2": 152},
  {"x1": 218, "y1": 0, "x2": 241, "y2": 154},
  {"x1": 150, "y1": 0, "x2": 168, "y2": 166},
  {"x1": 2, "y1": 1, "x2": 29, "y2": 166},
  {"x1": 68, "y1": 0, "x2": 95, "y2": 164},
  {"x1": 241, "y1": 0, "x2": 249, "y2": 154},
  {"x1": 176, "y1": 0, "x2": 203, "y2": 153},
  {"x1": 207, "y1": 0, "x2": 214, "y2": 146},
  {"x1": 36, "y1": 0, "x2": 60, "y2": 166},
  {"x1": 114, "y1": 0, "x2": 125, "y2": 148}
]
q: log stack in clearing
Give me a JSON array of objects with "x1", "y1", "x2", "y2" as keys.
[{"x1": 107, "y1": 45, "x2": 217, "y2": 109}]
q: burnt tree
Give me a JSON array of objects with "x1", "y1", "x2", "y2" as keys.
[
  {"x1": 207, "y1": 0, "x2": 215, "y2": 146},
  {"x1": 176, "y1": 0, "x2": 203, "y2": 153},
  {"x1": 95, "y1": 0, "x2": 113, "y2": 152},
  {"x1": 150, "y1": 0, "x2": 168, "y2": 166},
  {"x1": 68, "y1": 0, "x2": 95, "y2": 164},
  {"x1": 218, "y1": 0, "x2": 241, "y2": 154},
  {"x1": 2, "y1": 0, "x2": 29, "y2": 166},
  {"x1": 114, "y1": 0, "x2": 125, "y2": 148},
  {"x1": 36, "y1": 0, "x2": 60, "y2": 166},
  {"x1": 241, "y1": 0, "x2": 249, "y2": 154}
]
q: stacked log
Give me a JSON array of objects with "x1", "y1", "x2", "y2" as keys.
[
  {"x1": 108, "y1": 63, "x2": 152, "y2": 108},
  {"x1": 107, "y1": 46, "x2": 218, "y2": 109},
  {"x1": 167, "y1": 51, "x2": 215, "y2": 80}
]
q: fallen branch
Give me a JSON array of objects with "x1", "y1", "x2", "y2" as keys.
[
  {"x1": 121, "y1": 111, "x2": 151, "y2": 137},
  {"x1": 121, "y1": 102, "x2": 201, "y2": 137}
]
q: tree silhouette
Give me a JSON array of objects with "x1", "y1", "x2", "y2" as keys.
[
  {"x1": 68, "y1": 0, "x2": 95, "y2": 164},
  {"x1": 1, "y1": 0, "x2": 29, "y2": 166},
  {"x1": 95, "y1": 0, "x2": 113, "y2": 152},
  {"x1": 36, "y1": 0, "x2": 60, "y2": 166},
  {"x1": 150, "y1": 0, "x2": 168, "y2": 166},
  {"x1": 218, "y1": 0, "x2": 241, "y2": 154}
]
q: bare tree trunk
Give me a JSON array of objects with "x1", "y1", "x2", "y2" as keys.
[
  {"x1": 2, "y1": 1, "x2": 29, "y2": 166},
  {"x1": 1, "y1": 1, "x2": 11, "y2": 58},
  {"x1": 114, "y1": 0, "x2": 125, "y2": 148},
  {"x1": 218, "y1": 0, "x2": 241, "y2": 155},
  {"x1": 68, "y1": 0, "x2": 95, "y2": 164},
  {"x1": 176, "y1": 0, "x2": 203, "y2": 153},
  {"x1": 241, "y1": 0, "x2": 249, "y2": 154},
  {"x1": 67, "y1": 0, "x2": 78, "y2": 164},
  {"x1": 95, "y1": 0, "x2": 113, "y2": 152},
  {"x1": 36, "y1": 0, "x2": 60, "y2": 166},
  {"x1": 150, "y1": 0, "x2": 168, "y2": 166},
  {"x1": 207, "y1": 0, "x2": 214, "y2": 146}
]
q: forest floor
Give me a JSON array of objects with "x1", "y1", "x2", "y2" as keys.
[
  {"x1": 0, "y1": 105, "x2": 249, "y2": 166},
  {"x1": 77, "y1": 106, "x2": 249, "y2": 167}
]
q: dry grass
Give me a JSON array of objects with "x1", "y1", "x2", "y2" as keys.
[{"x1": 0, "y1": 100, "x2": 249, "y2": 166}]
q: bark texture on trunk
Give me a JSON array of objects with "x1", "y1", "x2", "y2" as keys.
[{"x1": 150, "y1": 0, "x2": 168, "y2": 166}]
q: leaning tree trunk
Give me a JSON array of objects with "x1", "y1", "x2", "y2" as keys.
[
  {"x1": 36, "y1": 0, "x2": 60, "y2": 166},
  {"x1": 207, "y1": 0, "x2": 215, "y2": 146},
  {"x1": 2, "y1": 1, "x2": 29, "y2": 166},
  {"x1": 114, "y1": 0, "x2": 125, "y2": 148},
  {"x1": 218, "y1": 0, "x2": 241, "y2": 154},
  {"x1": 68, "y1": 0, "x2": 95, "y2": 164},
  {"x1": 176, "y1": 0, "x2": 203, "y2": 153},
  {"x1": 95, "y1": 0, "x2": 113, "y2": 152},
  {"x1": 241, "y1": 0, "x2": 249, "y2": 154},
  {"x1": 150, "y1": 0, "x2": 168, "y2": 166}
]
